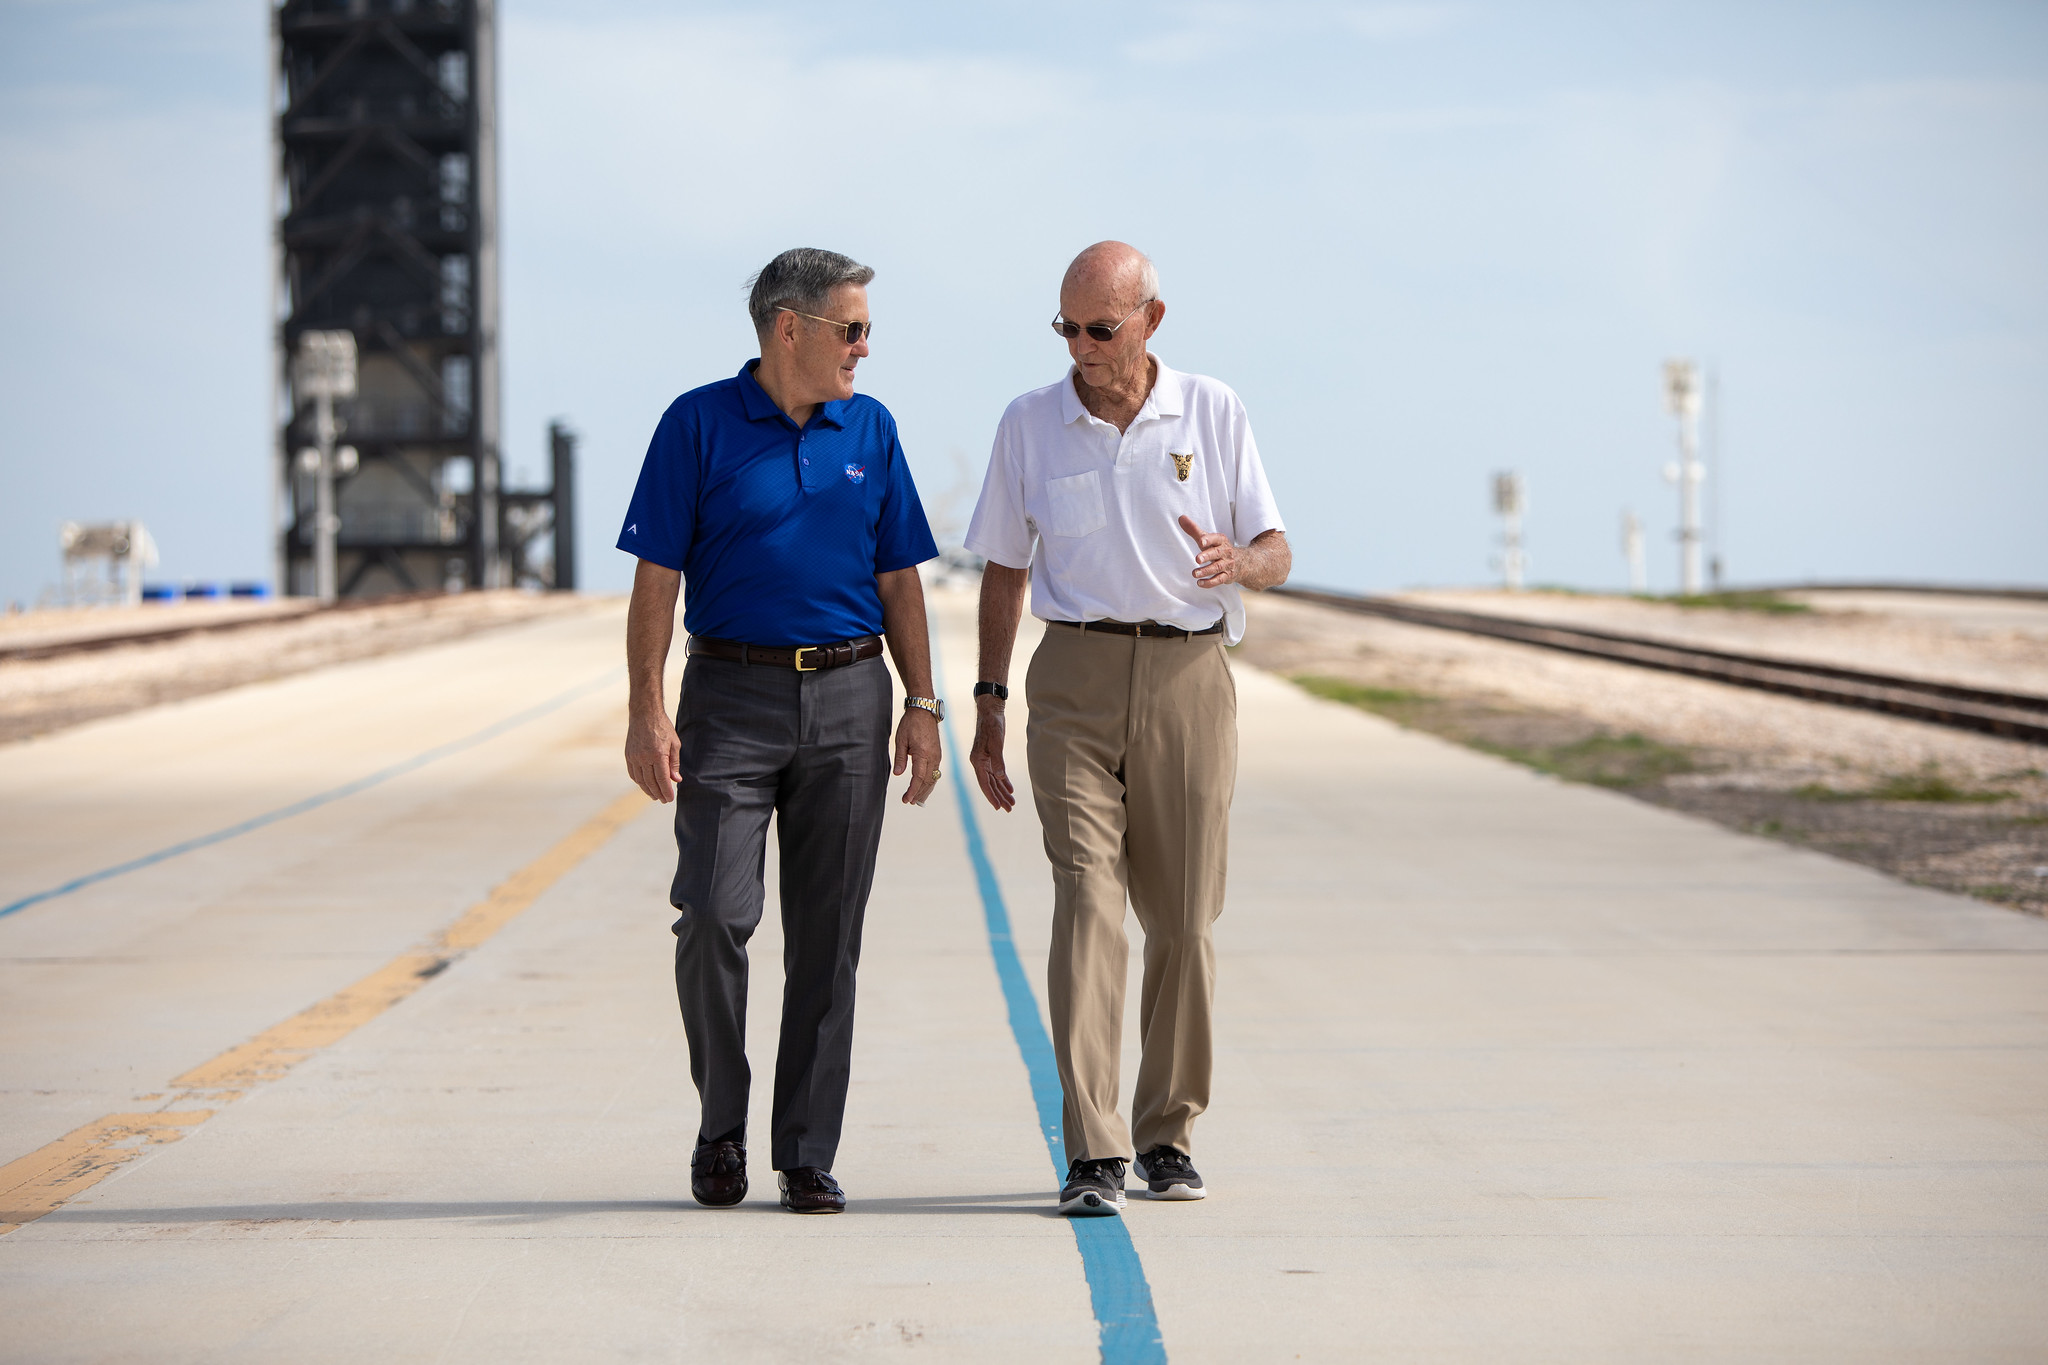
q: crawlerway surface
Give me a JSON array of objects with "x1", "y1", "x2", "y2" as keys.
[{"x1": 1236, "y1": 593, "x2": 2048, "y2": 919}]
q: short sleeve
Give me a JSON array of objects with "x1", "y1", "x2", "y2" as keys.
[
  {"x1": 616, "y1": 403, "x2": 699, "y2": 572},
  {"x1": 963, "y1": 412, "x2": 1037, "y2": 570},
  {"x1": 872, "y1": 418, "x2": 939, "y2": 573},
  {"x1": 1224, "y1": 395, "x2": 1284, "y2": 546}
]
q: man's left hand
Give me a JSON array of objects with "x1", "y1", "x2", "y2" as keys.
[
  {"x1": 1179, "y1": 514, "x2": 1239, "y2": 588},
  {"x1": 893, "y1": 709, "x2": 942, "y2": 806}
]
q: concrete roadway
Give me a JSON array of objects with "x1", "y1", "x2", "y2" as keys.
[{"x1": 1, "y1": 591, "x2": 2044, "y2": 1362}]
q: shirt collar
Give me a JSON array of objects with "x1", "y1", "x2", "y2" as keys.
[
  {"x1": 1149, "y1": 357, "x2": 1186, "y2": 418},
  {"x1": 737, "y1": 359, "x2": 846, "y2": 429},
  {"x1": 1059, "y1": 353, "x2": 1183, "y2": 426}
]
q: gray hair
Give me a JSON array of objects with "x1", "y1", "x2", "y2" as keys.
[
  {"x1": 1131, "y1": 252, "x2": 1161, "y2": 306},
  {"x1": 746, "y1": 248, "x2": 875, "y2": 337}
]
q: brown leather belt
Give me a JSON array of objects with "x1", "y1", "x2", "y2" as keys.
[
  {"x1": 687, "y1": 634, "x2": 883, "y2": 670},
  {"x1": 1047, "y1": 619, "x2": 1223, "y2": 639}
]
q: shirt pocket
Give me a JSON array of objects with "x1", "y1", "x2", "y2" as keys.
[{"x1": 1043, "y1": 470, "x2": 1107, "y2": 538}]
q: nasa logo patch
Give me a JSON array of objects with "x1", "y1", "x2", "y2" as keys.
[{"x1": 844, "y1": 463, "x2": 866, "y2": 484}]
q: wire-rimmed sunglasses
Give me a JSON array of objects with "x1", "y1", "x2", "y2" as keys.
[
  {"x1": 1050, "y1": 298, "x2": 1153, "y2": 342},
  {"x1": 781, "y1": 308, "x2": 873, "y2": 345}
]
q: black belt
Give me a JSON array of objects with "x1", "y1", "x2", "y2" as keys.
[
  {"x1": 687, "y1": 634, "x2": 883, "y2": 670},
  {"x1": 1047, "y1": 619, "x2": 1223, "y2": 639}
]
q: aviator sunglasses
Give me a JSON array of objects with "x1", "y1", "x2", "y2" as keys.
[
  {"x1": 780, "y1": 307, "x2": 872, "y2": 345},
  {"x1": 1050, "y1": 298, "x2": 1153, "y2": 342}
]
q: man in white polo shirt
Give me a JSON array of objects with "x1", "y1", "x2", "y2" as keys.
[{"x1": 964, "y1": 240, "x2": 1290, "y2": 1216}]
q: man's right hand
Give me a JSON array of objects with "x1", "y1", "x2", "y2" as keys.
[
  {"x1": 970, "y1": 699, "x2": 1016, "y2": 813},
  {"x1": 626, "y1": 711, "x2": 683, "y2": 803}
]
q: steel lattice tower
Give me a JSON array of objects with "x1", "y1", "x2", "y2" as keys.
[{"x1": 272, "y1": 0, "x2": 502, "y2": 597}]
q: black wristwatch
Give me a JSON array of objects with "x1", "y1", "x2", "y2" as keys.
[{"x1": 973, "y1": 682, "x2": 1009, "y2": 702}]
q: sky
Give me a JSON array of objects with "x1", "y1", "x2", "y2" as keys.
[{"x1": 1, "y1": 0, "x2": 2044, "y2": 606}]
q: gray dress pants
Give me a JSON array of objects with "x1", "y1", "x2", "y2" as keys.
[{"x1": 669, "y1": 652, "x2": 892, "y2": 1172}]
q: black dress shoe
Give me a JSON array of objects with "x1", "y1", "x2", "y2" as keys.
[
  {"x1": 777, "y1": 1166, "x2": 845, "y2": 1214},
  {"x1": 691, "y1": 1139, "x2": 747, "y2": 1207}
]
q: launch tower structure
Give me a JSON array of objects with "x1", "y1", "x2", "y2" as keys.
[{"x1": 272, "y1": 0, "x2": 521, "y2": 597}]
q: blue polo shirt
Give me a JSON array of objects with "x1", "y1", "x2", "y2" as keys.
[{"x1": 617, "y1": 361, "x2": 938, "y2": 647}]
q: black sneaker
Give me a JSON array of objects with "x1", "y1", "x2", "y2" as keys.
[
  {"x1": 1057, "y1": 1157, "x2": 1127, "y2": 1216},
  {"x1": 1133, "y1": 1145, "x2": 1206, "y2": 1200}
]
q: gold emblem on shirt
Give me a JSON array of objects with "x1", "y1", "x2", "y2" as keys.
[{"x1": 1170, "y1": 452, "x2": 1193, "y2": 482}]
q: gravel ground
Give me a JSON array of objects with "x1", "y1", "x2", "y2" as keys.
[
  {"x1": 1238, "y1": 592, "x2": 2048, "y2": 917},
  {"x1": 1394, "y1": 587, "x2": 2048, "y2": 693},
  {"x1": 0, "y1": 591, "x2": 603, "y2": 745}
]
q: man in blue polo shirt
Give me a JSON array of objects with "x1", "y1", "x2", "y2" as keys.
[{"x1": 619, "y1": 247, "x2": 941, "y2": 1216}]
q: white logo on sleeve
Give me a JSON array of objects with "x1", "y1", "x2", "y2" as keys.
[{"x1": 627, "y1": 523, "x2": 637, "y2": 534}]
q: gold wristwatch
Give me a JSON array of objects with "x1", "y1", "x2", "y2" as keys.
[{"x1": 904, "y1": 696, "x2": 945, "y2": 721}]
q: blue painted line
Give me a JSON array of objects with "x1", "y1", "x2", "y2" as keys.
[
  {"x1": 941, "y1": 712, "x2": 1168, "y2": 1365},
  {"x1": 1, "y1": 668, "x2": 624, "y2": 922}
]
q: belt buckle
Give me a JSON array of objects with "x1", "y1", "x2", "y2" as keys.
[{"x1": 793, "y1": 645, "x2": 823, "y2": 672}]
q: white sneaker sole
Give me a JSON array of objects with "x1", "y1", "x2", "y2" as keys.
[
  {"x1": 1057, "y1": 1188, "x2": 1126, "y2": 1216},
  {"x1": 1143, "y1": 1181, "x2": 1206, "y2": 1201}
]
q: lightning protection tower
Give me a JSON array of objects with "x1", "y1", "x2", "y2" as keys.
[
  {"x1": 272, "y1": 0, "x2": 501, "y2": 597},
  {"x1": 1661, "y1": 358, "x2": 1705, "y2": 597},
  {"x1": 1492, "y1": 470, "x2": 1526, "y2": 592}
]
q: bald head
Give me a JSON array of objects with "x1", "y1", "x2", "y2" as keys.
[
  {"x1": 1057, "y1": 241, "x2": 1165, "y2": 401},
  {"x1": 1063, "y1": 241, "x2": 1159, "y2": 313}
]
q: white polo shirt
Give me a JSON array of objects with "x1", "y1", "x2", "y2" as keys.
[{"x1": 964, "y1": 357, "x2": 1284, "y2": 646}]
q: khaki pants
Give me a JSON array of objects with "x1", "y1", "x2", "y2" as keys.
[{"x1": 1025, "y1": 624, "x2": 1237, "y2": 1163}]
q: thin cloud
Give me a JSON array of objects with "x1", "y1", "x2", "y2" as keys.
[{"x1": 1128, "y1": 0, "x2": 1465, "y2": 64}]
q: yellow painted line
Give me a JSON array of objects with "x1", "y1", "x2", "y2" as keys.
[
  {"x1": 0, "y1": 790, "x2": 649, "y2": 1235},
  {"x1": 0, "y1": 1113, "x2": 212, "y2": 1236}
]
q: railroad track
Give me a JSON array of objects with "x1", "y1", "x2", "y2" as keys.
[
  {"x1": 1272, "y1": 585, "x2": 2048, "y2": 747},
  {"x1": 0, "y1": 592, "x2": 446, "y2": 664}
]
